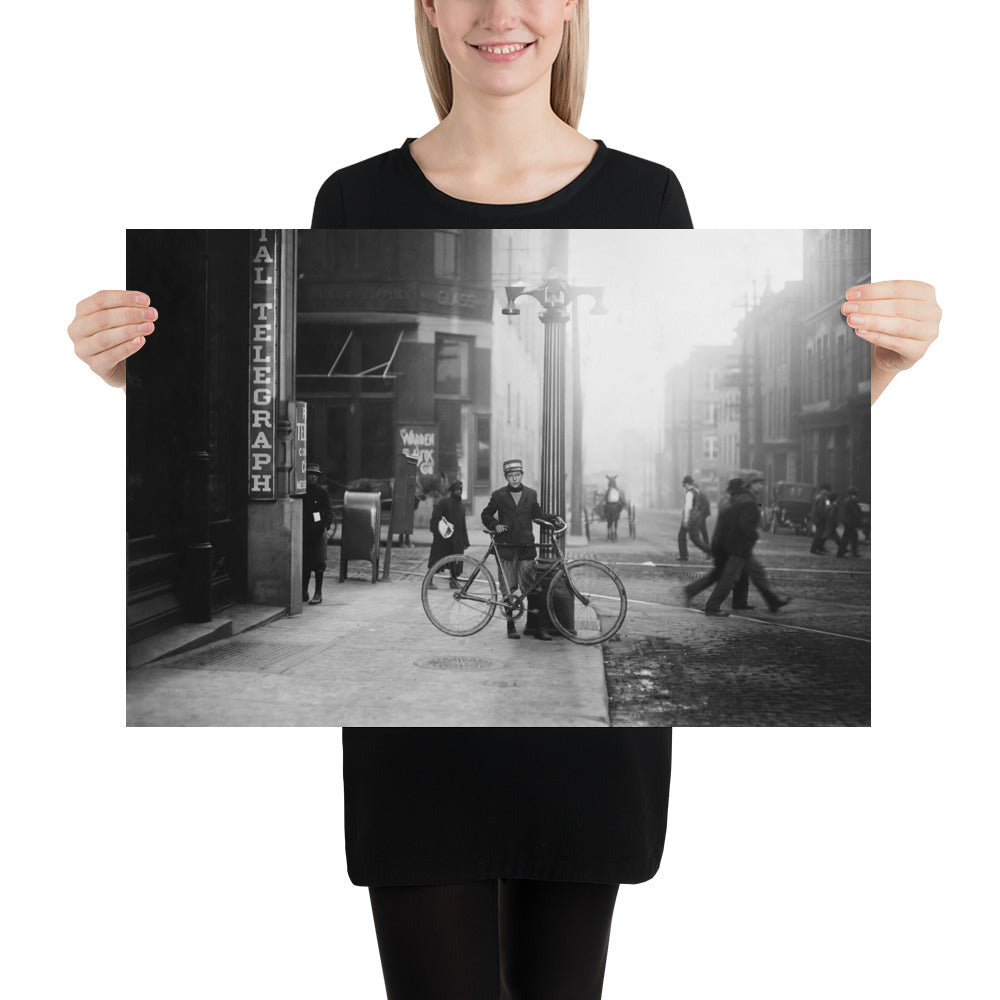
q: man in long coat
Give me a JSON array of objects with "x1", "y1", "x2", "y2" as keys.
[
  {"x1": 427, "y1": 480, "x2": 470, "y2": 588},
  {"x1": 302, "y1": 462, "x2": 333, "y2": 605},
  {"x1": 480, "y1": 458, "x2": 563, "y2": 640}
]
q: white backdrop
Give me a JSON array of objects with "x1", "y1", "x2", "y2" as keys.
[{"x1": 4, "y1": 1, "x2": 997, "y2": 997}]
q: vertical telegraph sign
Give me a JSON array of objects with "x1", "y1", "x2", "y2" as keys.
[{"x1": 248, "y1": 230, "x2": 278, "y2": 499}]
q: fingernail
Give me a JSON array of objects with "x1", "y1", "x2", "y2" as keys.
[
  {"x1": 141, "y1": 308, "x2": 157, "y2": 320},
  {"x1": 138, "y1": 322, "x2": 154, "y2": 334},
  {"x1": 846, "y1": 289, "x2": 862, "y2": 300},
  {"x1": 133, "y1": 336, "x2": 145, "y2": 346},
  {"x1": 133, "y1": 294, "x2": 149, "y2": 306},
  {"x1": 843, "y1": 303, "x2": 859, "y2": 314}
]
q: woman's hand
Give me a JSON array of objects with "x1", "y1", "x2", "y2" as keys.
[
  {"x1": 841, "y1": 280, "x2": 941, "y2": 404},
  {"x1": 68, "y1": 290, "x2": 157, "y2": 390}
]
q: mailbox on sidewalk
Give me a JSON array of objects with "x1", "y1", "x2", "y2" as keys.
[{"x1": 340, "y1": 491, "x2": 382, "y2": 584}]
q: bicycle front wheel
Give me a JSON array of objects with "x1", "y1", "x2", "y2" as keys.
[
  {"x1": 421, "y1": 555, "x2": 498, "y2": 636},
  {"x1": 548, "y1": 559, "x2": 627, "y2": 645}
]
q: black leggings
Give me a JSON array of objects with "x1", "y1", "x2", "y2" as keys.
[{"x1": 368, "y1": 879, "x2": 620, "y2": 1000}]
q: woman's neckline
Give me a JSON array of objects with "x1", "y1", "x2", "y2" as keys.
[{"x1": 398, "y1": 138, "x2": 609, "y2": 215}]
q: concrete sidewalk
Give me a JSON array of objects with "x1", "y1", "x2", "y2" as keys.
[{"x1": 126, "y1": 542, "x2": 609, "y2": 727}]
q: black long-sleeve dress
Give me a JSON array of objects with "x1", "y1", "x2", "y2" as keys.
[{"x1": 313, "y1": 139, "x2": 692, "y2": 887}]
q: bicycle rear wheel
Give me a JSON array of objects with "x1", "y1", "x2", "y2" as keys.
[
  {"x1": 548, "y1": 559, "x2": 627, "y2": 644},
  {"x1": 421, "y1": 555, "x2": 498, "y2": 636}
]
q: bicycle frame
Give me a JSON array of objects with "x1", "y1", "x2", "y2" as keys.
[{"x1": 479, "y1": 523, "x2": 590, "y2": 612}]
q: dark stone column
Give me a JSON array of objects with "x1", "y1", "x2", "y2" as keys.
[{"x1": 538, "y1": 302, "x2": 568, "y2": 561}]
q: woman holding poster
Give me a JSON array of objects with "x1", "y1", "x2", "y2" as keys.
[{"x1": 67, "y1": 2, "x2": 940, "y2": 998}]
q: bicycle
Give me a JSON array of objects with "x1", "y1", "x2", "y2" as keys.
[{"x1": 421, "y1": 521, "x2": 627, "y2": 645}]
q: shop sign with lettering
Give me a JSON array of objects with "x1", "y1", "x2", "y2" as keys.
[
  {"x1": 397, "y1": 424, "x2": 438, "y2": 477},
  {"x1": 291, "y1": 401, "x2": 308, "y2": 496},
  {"x1": 249, "y1": 230, "x2": 278, "y2": 499}
]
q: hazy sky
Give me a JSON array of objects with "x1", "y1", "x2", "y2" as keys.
[{"x1": 569, "y1": 230, "x2": 805, "y2": 472}]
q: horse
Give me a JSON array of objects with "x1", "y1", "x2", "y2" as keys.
[{"x1": 603, "y1": 475, "x2": 627, "y2": 542}]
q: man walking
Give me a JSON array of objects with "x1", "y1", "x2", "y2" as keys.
[
  {"x1": 481, "y1": 459, "x2": 564, "y2": 640},
  {"x1": 678, "y1": 475, "x2": 710, "y2": 560},
  {"x1": 701, "y1": 476, "x2": 789, "y2": 617},
  {"x1": 302, "y1": 462, "x2": 333, "y2": 606}
]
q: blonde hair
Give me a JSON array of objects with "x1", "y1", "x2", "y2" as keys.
[{"x1": 413, "y1": 1, "x2": 589, "y2": 129}]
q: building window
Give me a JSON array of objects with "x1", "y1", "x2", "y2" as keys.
[
  {"x1": 704, "y1": 435, "x2": 718, "y2": 461},
  {"x1": 435, "y1": 334, "x2": 471, "y2": 395},
  {"x1": 436, "y1": 400, "x2": 472, "y2": 487},
  {"x1": 434, "y1": 230, "x2": 460, "y2": 278}
]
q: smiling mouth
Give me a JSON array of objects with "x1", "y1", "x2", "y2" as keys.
[{"x1": 471, "y1": 42, "x2": 534, "y2": 55}]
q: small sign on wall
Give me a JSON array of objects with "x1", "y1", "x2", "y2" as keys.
[
  {"x1": 291, "y1": 401, "x2": 307, "y2": 496},
  {"x1": 397, "y1": 424, "x2": 438, "y2": 478}
]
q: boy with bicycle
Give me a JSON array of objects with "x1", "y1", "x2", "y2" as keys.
[{"x1": 481, "y1": 459, "x2": 565, "y2": 641}]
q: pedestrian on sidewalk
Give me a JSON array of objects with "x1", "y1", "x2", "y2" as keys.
[
  {"x1": 302, "y1": 462, "x2": 333, "y2": 606},
  {"x1": 836, "y1": 487, "x2": 864, "y2": 558},
  {"x1": 701, "y1": 476, "x2": 789, "y2": 616},
  {"x1": 481, "y1": 459, "x2": 564, "y2": 641},
  {"x1": 677, "y1": 475, "x2": 710, "y2": 560},
  {"x1": 427, "y1": 480, "x2": 470, "y2": 588}
]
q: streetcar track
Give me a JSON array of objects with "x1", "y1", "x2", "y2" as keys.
[
  {"x1": 625, "y1": 597, "x2": 869, "y2": 642},
  {"x1": 610, "y1": 561, "x2": 870, "y2": 576}
]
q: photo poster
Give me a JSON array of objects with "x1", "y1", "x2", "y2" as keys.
[{"x1": 125, "y1": 228, "x2": 870, "y2": 728}]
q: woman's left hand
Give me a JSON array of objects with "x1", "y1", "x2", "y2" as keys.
[{"x1": 841, "y1": 280, "x2": 941, "y2": 372}]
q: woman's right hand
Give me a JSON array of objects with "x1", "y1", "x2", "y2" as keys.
[{"x1": 68, "y1": 290, "x2": 157, "y2": 390}]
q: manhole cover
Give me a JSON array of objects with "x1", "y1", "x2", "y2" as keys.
[{"x1": 414, "y1": 656, "x2": 501, "y2": 672}]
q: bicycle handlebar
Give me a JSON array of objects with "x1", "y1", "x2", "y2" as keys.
[{"x1": 483, "y1": 519, "x2": 567, "y2": 537}]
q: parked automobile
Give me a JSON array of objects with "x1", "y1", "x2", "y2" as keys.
[{"x1": 765, "y1": 481, "x2": 816, "y2": 535}]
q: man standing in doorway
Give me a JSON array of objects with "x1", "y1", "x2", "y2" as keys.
[
  {"x1": 302, "y1": 462, "x2": 333, "y2": 606},
  {"x1": 481, "y1": 459, "x2": 564, "y2": 641}
]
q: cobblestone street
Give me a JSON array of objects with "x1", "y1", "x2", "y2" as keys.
[{"x1": 585, "y1": 507, "x2": 870, "y2": 726}]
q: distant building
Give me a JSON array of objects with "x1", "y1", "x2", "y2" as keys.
[
  {"x1": 737, "y1": 280, "x2": 806, "y2": 485},
  {"x1": 798, "y1": 230, "x2": 871, "y2": 497},
  {"x1": 661, "y1": 345, "x2": 731, "y2": 508}
]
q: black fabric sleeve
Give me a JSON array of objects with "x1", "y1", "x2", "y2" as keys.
[
  {"x1": 658, "y1": 168, "x2": 693, "y2": 228},
  {"x1": 481, "y1": 493, "x2": 499, "y2": 530},
  {"x1": 311, "y1": 172, "x2": 347, "y2": 227}
]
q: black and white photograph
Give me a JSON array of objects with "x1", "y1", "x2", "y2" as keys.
[{"x1": 125, "y1": 228, "x2": 871, "y2": 727}]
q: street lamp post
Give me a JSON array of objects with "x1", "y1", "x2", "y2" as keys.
[{"x1": 502, "y1": 275, "x2": 607, "y2": 559}]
